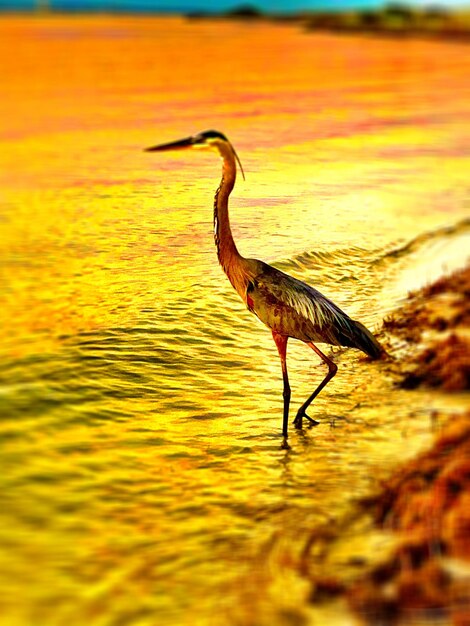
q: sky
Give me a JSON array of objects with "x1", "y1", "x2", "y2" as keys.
[{"x1": 0, "y1": 0, "x2": 468, "y2": 13}]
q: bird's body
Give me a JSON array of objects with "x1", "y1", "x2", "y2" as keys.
[
  {"x1": 246, "y1": 262, "x2": 378, "y2": 352},
  {"x1": 146, "y1": 130, "x2": 385, "y2": 439}
]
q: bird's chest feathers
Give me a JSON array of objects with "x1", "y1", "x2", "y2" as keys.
[
  {"x1": 247, "y1": 280, "x2": 292, "y2": 334},
  {"x1": 224, "y1": 263, "x2": 251, "y2": 303},
  {"x1": 245, "y1": 276, "x2": 321, "y2": 343}
]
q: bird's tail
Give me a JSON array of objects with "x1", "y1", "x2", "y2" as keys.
[{"x1": 350, "y1": 320, "x2": 386, "y2": 360}]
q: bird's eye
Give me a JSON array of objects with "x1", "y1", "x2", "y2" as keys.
[{"x1": 194, "y1": 134, "x2": 206, "y2": 144}]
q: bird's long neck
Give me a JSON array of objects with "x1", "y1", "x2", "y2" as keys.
[{"x1": 213, "y1": 145, "x2": 250, "y2": 299}]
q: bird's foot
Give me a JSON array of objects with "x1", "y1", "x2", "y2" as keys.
[{"x1": 293, "y1": 410, "x2": 320, "y2": 429}]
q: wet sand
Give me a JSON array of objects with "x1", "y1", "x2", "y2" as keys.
[
  {"x1": 347, "y1": 413, "x2": 470, "y2": 624},
  {"x1": 305, "y1": 265, "x2": 470, "y2": 625},
  {"x1": 384, "y1": 266, "x2": 470, "y2": 392}
]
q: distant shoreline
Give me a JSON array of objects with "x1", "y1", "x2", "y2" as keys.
[
  {"x1": 188, "y1": 12, "x2": 470, "y2": 43},
  {"x1": 187, "y1": 5, "x2": 470, "y2": 43},
  {"x1": 2, "y1": 7, "x2": 470, "y2": 43}
]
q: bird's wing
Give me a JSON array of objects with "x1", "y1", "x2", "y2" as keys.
[{"x1": 246, "y1": 263, "x2": 357, "y2": 345}]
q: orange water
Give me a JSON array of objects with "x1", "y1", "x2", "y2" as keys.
[{"x1": 1, "y1": 15, "x2": 469, "y2": 626}]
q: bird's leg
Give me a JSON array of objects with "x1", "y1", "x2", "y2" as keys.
[
  {"x1": 294, "y1": 342, "x2": 338, "y2": 429},
  {"x1": 272, "y1": 331, "x2": 291, "y2": 439}
]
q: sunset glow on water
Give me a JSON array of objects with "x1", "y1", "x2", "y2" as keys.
[{"x1": 1, "y1": 15, "x2": 469, "y2": 626}]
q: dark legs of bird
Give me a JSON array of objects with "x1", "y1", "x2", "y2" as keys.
[
  {"x1": 293, "y1": 342, "x2": 338, "y2": 429},
  {"x1": 272, "y1": 331, "x2": 290, "y2": 439}
]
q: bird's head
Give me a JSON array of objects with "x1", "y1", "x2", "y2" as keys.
[{"x1": 145, "y1": 129, "x2": 245, "y2": 179}]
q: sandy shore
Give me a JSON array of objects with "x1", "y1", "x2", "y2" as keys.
[
  {"x1": 304, "y1": 265, "x2": 470, "y2": 625},
  {"x1": 383, "y1": 266, "x2": 470, "y2": 392}
]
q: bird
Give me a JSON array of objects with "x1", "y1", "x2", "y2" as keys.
[{"x1": 145, "y1": 130, "x2": 386, "y2": 440}]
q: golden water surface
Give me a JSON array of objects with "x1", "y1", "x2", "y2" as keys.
[{"x1": 1, "y1": 15, "x2": 470, "y2": 626}]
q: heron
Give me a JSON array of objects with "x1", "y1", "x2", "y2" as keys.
[{"x1": 145, "y1": 130, "x2": 385, "y2": 439}]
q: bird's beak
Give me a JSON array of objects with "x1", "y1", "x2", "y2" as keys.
[{"x1": 144, "y1": 136, "x2": 195, "y2": 152}]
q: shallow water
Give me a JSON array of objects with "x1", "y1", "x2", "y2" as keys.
[{"x1": 1, "y1": 16, "x2": 469, "y2": 626}]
